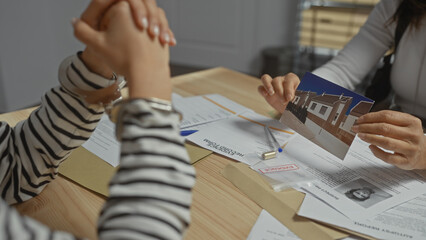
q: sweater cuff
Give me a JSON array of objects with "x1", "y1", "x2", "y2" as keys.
[
  {"x1": 115, "y1": 99, "x2": 182, "y2": 141},
  {"x1": 58, "y1": 53, "x2": 123, "y2": 95}
]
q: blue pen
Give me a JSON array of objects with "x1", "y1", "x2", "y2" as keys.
[
  {"x1": 180, "y1": 130, "x2": 198, "y2": 136},
  {"x1": 264, "y1": 125, "x2": 283, "y2": 153}
]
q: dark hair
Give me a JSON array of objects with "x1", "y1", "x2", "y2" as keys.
[
  {"x1": 393, "y1": 0, "x2": 426, "y2": 29},
  {"x1": 345, "y1": 187, "x2": 375, "y2": 201}
]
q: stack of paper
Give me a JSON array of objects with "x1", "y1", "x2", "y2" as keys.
[
  {"x1": 70, "y1": 89, "x2": 426, "y2": 239},
  {"x1": 63, "y1": 93, "x2": 257, "y2": 196},
  {"x1": 186, "y1": 111, "x2": 295, "y2": 165},
  {"x1": 287, "y1": 135, "x2": 426, "y2": 239},
  {"x1": 217, "y1": 73, "x2": 426, "y2": 239},
  {"x1": 80, "y1": 93, "x2": 243, "y2": 168},
  {"x1": 270, "y1": 73, "x2": 426, "y2": 239}
]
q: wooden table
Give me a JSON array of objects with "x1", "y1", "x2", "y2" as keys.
[{"x1": 1, "y1": 67, "x2": 277, "y2": 240}]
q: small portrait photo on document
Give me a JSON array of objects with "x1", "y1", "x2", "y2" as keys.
[{"x1": 335, "y1": 178, "x2": 392, "y2": 208}]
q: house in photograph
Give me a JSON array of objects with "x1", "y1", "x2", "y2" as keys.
[
  {"x1": 282, "y1": 72, "x2": 375, "y2": 159},
  {"x1": 306, "y1": 93, "x2": 353, "y2": 137},
  {"x1": 291, "y1": 90, "x2": 374, "y2": 146}
]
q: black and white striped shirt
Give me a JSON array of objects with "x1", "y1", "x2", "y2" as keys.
[{"x1": 0, "y1": 54, "x2": 195, "y2": 239}]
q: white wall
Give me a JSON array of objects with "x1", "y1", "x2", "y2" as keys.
[
  {"x1": 0, "y1": 0, "x2": 87, "y2": 113},
  {"x1": 308, "y1": 102, "x2": 332, "y2": 120},
  {"x1": 0, "y1": 0, "x2": 298, "y2": 112},
  {"x1": 158, "y1": 0, "x2": 299, "y2": 75},
  {"x1": 0, "y1": 64, "x2": 5, "y2": 111}
]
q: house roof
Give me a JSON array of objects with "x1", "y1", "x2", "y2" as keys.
[
  {"x1": 349, "y1": 101, "x2": 373, "y2": 117},
  {"x1": 311, "y1": 94, "x2": 352, "y2": 106},
  {"x1": 295, "y1": 90, "x2": 317, "y2": 98}
]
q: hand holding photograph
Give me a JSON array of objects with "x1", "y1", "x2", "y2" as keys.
[{"x1": 280, "y1": 72, "x2": 374, "y2": 159}]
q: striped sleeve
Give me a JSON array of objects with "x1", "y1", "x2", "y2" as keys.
[
  {"x1": 98, "y1": 99, "x2": 196, "y2": 240},
  {"x1": 0, "y1": 200, "x2": 78, "y2": 240},
  {"x1": 0, "y1": 53, "x2": 115, "y2": 204},
  {"x1": 0, "y1": 54, "x2": 195, "y2": 239}
]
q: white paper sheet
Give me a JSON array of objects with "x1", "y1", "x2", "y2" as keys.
[
  {"x1": 174, "y1": 94, "x2": 252, "y2": 129},
  {"x1": 248, "y1": 153, "x2": 316, "y2": 191},
  {"x1": 283, "y1": 135, "x2": 426, "y2": 220},
  {"x1": 247, "y1": 209, "x2": 301, "y2": 240},
  {"x1": 82, "y1": 114, "x2": 120, "y2": 167},
  {"x1": 299, "y1": 193, "x2": 426, "y2": 240},
  {"x1": 82, "y1": 94, "x2": 252, "y2": 166},
  {"x1": 172, "y1": 92, "x2": 183, "y2": 100},
  {"x1": 186, "y1": 111, "x2": 295, "y2": 165}
]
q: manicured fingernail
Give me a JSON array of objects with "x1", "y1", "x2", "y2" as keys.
[
  {"x1": 351, "y1": 125, "x2": 359, "y2": 132},
  {"x1": 286, "y1": 93, "x2": 292, "y2": 101},
  {"x1": 162, "y1": 32, "x2": 170, "y2": 43},
  {"x1": 171, "y1": 37, "x2": 177, "y2": 45},
  {"x1": 151, "y1": 25, "x2": 160, "y2": 36},
  {"x1": 141, "y1": 17, "x2": 149, "y2": 29},
  {"x1": 71, "y1": 17, "x2": 79, "y2": 26}
]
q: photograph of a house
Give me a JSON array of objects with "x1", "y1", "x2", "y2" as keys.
[{"x1": 280, "y1": 72, "x2": 374, "y2": 159}]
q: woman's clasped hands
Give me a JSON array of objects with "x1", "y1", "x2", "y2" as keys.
[{"x1": 73, "y1": 0, "x2": 173, "y2": 100}]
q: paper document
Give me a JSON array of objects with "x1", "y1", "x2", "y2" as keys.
[
  {"x1": 83, "y1": 94, "x2": 241, "y2": 166},
  {"x1": 187, "y1": 111, "x2": 295, "y2": 165},
  {"x1": 174, "y1": 94, "x2": 252, "y2": 129},
  {"x1": 299, "y1": 193, "x2": 426, "y2": 240},
  {"x1": 247, "y1": 210, "x2": 301, "y2": 240},
  {"x1": 82, "y1": 93, "x2": 183, "y2": 166},
  {"x1": 247, "y1": 209, "x2": 361, "y2": 240},
  {"x1": 82, "y1": 114, "x2": 120, "y2": 167},
  {"x1": 283, "y1": 134, "x2": 426, "y2": 220}
]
